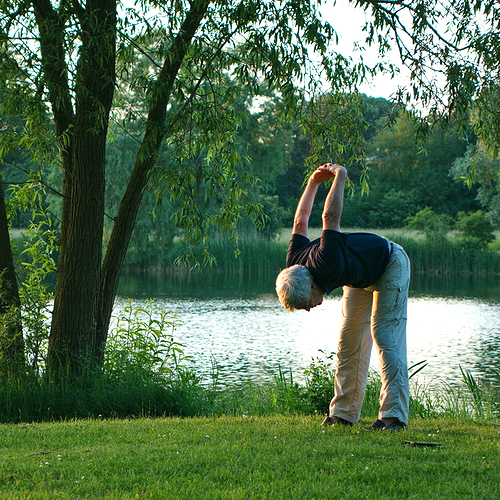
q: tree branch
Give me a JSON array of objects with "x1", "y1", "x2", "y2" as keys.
[
  {"x1": 361, "y1": 0, "x2": 473, "y2": 52},
  {"x1": 0, "y1": 160, "x2": 67, "y2": 200},
  {"x1": 31, "y1": 0, "x2": 75, "y2": 137},
  {"x1": 97, "y1": 0, "x2": 212, "y2": 355}
]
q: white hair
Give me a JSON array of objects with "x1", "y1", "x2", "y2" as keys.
[{"x1": 275, "y1": 265, "x2": 313, "y2": 312}]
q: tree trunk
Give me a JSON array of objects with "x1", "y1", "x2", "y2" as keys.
[
  {"x1": 35, "y1": 0, "x2": 209, "y2": 373},
  {"x1": 95, "y1": 0, "x2": 211, "y2": 363},
  {"x1": 0, "y1": 181, "x2": 24, "y2": 379},
  {"x1": 46, "y1": 1, "x2": 117, "y2": 376},
  {"x1": 47, "y1": 135, "x2": 107, "y2": 374}
]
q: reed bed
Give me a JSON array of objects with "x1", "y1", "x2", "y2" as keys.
[
  {"x1": 390, "y1": 234, "x2": 500, "y2": 277},
  {"x1": 167, "y1": 229, "x2": 500, "y2": 278}
]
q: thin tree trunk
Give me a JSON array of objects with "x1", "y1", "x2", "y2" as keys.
[
  {"x1": 0, "y1": 181, "x2": 24, "y2": 379},
  {"x1": 96, "y1": 0, "x2": 211, "y2": 362}
]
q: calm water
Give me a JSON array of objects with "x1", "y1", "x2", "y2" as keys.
[{"x1": 117, "y1": 272, "x2": 500, "y2": 388}]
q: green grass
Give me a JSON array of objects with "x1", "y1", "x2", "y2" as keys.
[{"x1": 1, "y1": 416, "x2": 499, "y2": 499}]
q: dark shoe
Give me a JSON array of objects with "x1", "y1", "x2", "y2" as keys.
[
  {"x1": 365, "y1": 419, "x2": 406, "y2": 432},
  {"x1": 384, "y1": 420, "x2": 406, "y2": 432},
  {"x1": 365, "y1": 419, "x2": 386, "y2": 431},
  {"x1": 321, "y1": 415, "x2": 353, "y2": 427}
]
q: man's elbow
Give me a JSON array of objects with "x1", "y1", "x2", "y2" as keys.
[
  {"x1": 322, "y1": 213, "x2": 340, "y2": 232},
  {"x1": 293, "y1": 216, "x2": 309, "y2": 234}
]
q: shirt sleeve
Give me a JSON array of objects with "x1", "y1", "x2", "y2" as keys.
[
  {"x1": 286, "y1": 234, "x2": 311, "y2": 267},
  {"x1": 314, "y1": 230, "x2": 349, "y2": 278}
]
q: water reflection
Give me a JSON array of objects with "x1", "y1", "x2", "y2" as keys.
[
  {"x1": 411, "y1": 273, "x2": 500, "y2": 301},
  {"x1": 117, "y1": 272, "x2": 500, "y2": 388}
]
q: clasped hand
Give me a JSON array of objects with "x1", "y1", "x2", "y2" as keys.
[{"x1": 310, "y1": 163, "x2": 346, "y2": 183}]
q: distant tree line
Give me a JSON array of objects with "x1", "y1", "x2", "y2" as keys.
[{"x1": 2, "y1": 92, "x2": 489, "y2": 260}]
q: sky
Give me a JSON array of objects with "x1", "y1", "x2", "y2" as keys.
[
  {"x1": 320, "y1": 1, "x2": 412, "y2": 100},
  {"x1": 118, "y1": 0, "x2": 413, "y2": 101}
]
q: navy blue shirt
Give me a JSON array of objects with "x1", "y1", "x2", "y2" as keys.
[{"x1": 286, "y1": 230, "x2": 391, "y2": 293}]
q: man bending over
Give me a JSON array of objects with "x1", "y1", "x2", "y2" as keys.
[{"x1": 275, "y1": 163, "x2": 411, "y2": 431}]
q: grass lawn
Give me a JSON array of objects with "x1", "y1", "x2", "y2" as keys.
[{"x1": 1, "y1": 416, "x2": 499, "y2": 499}]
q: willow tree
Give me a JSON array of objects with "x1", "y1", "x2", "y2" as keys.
[
  {"x1": 0, "y1": 0, "x2": 367, "y2": 376},
  {"x1": 356, "y1": 0, "x2": 500, "y2": 146}
]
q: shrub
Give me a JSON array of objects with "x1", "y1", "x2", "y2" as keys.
[
  {"x1": 105, "y1": 299, "x2": 193, "y2": 382},
  {"x1": 455, "y1": 210, "x2": 496, "y2": 249},
  {"x1": 405, "y1": 207, "x2": 452, "y2": 240},
  {"x1": 303, "y1": 350, "x2": 336, "y2": 412}
]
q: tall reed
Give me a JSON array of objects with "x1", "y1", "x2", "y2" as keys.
[
  {"x1": 169, "y1": 232, "x2": 288, "y2": 276},
  {"x1": 389, "y1": 234, "x2": 500, "y2": 277},
  {"x1": 158, "y1": 230, "x2": 500, "y2": 278}
]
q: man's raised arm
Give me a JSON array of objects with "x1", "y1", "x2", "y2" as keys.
[
  {"x1": 291, "y1": 177, "x2": 320, "y2": 237},
  {"x1": 322, "y1": 165, "x2": 347, "y2": 232},
  {"x1": 291, "y1": 163, "x2": 345, "y2": 237}
]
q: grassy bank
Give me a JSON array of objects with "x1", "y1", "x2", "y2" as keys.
[
  {"x1": 1, "y1": 357, "x2": 498, "y2": 424},
  {"x1": 1, "y1": 415, "x2": 499, "y2": 499}
]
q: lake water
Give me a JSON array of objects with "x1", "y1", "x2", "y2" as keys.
[{"x1": 117, "y1": 272, "x2": 500, "y2": 389}]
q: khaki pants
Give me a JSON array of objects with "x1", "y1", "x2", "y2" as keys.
[{"x1": 329, "y1": 243, "x2": 411, "y2": 424}]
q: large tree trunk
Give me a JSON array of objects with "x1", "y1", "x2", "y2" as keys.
[
  {"x1": 47, "y1": 133, "x2": 107, "y2": 374},
  {"x1": 0, "y1": 181, "x2": 24, "y2": 379},
  {"x1": 45, "y1": 1, "x2": 117, "y2": 376},
  {"x1": 35, "y1": 0, "x2": 209, "y2": 373}
]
